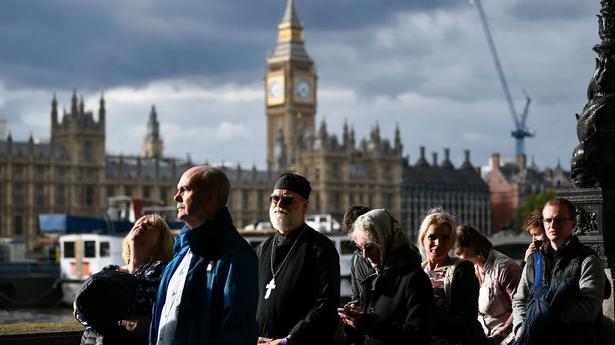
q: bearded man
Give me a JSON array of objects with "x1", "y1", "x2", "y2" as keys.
[{"x1": 256, "y1": 173, "x2": 340, "y2": 345}]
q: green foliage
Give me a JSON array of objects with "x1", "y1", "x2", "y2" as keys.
[{"x1": 514, "y1": 190, "x2": 557, "y2": 230}]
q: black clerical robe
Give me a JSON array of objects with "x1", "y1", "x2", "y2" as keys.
[{"x1": 256, "y1": 224, "x2": 340, "y2": 345}]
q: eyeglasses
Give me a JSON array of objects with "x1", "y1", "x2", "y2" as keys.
[
  {"x1": 543, "y1": 217, "x2": 573, "y2": 226},
  {"x1": 269, "y1": 195, "x2": 296, "y2": 207},
  {"x1": 355, "y1": 243, "x2": 378, "y2": 256}
]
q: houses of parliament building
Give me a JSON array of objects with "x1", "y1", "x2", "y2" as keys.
[{"x1": 0, "y1": 0, "x2": 491, "y2": 251}]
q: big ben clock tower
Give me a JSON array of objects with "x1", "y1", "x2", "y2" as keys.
[{"x1": 266, "y1": 0, "x2": 317, "y2": 171}]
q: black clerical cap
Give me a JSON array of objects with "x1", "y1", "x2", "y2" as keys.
[{"x1": 273, "y1": 173, "x2": 311, "y2": 200}]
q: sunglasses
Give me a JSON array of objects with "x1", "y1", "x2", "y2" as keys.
[
  {"x1": 269, "y1": 195, "x2": 296, "y2": 207},
  {"x1": 355, "y1": 243, "x2": 378, "y2": 256}
]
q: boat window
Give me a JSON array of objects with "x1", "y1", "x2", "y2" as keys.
[
  {"x1": 84, "y1": 241, "x2": 96, "y2": 258},
  {"x1": 340, "y1": 240, "x2": 356, "y2": 255},
  {"x1": 64, "y1": 241, "x2": 75, "y2": 258},
  {"x1": 100, "y1": 242, "x2": 110, "y2": 257}
]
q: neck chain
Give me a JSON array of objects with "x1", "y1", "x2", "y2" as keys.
[{"x1": 264, "y1": 224, "x2": 307, "y2": 299}]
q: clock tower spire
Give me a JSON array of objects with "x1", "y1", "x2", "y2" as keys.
[{"x1": 265, "y1": 0, "x2": 317, "y2": 171}]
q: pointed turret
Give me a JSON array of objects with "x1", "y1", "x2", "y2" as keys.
[
  {"x1": 6, "y1": 131, "x2": 12, "y2": 155},
  {"x1": 71, "y1": 89, "x2": 78, "y2": 114},
  {"x1": 343, "y1": 119, "x2": 350, "y2": 148},
  {"x1": 252, "y1": 163, "x2": 258, "y2": 180},
  {"x1": 143, "y1": 105, "x2": 164, "y2": 159},
  {"x1": 371, "y1": 122, "x2": 381, "y2": 143},
  {"x1": 394, "y1": 123, "x2": 402, "y2": 153},
  {"x1": 319, "y1": 119, "x2": 328, "y2": 139},
  {"x1": 51, "y1": 93, "x2": 58, "y2": 128},
  {"x1": 147, "y1": 105, "x2": 160, "y2": 140},
  {"x1": 236, "y1": 163, "x2": 242, "y2": 181},
  {"x1": 79, "y1": 96, "x2": 85, "y2": 114},
  {"x1": 530, "y1": 156, "x2": 538, "y2": 170},
  {"x1": 268, "y1": 0, "x2": 312, "y2": 63},
  {"x1": 98, "y1": 93, "x2": 106, "y2": 125}
]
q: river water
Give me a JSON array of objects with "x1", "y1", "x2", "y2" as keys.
[{"x1": 0, "y1": 307, "x2": 74, "y2": 325}]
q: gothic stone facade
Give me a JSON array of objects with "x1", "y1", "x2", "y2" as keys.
[
  {"x1": 1, "y1": 0, "x2": 493, "y2": 251},
  {"x1": 402, "y1": 147, "x2": 491, "y2": 240}
]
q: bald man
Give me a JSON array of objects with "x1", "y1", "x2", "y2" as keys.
[{"x1": 150, "y1": 166, "x2": 258, "y2": 345}]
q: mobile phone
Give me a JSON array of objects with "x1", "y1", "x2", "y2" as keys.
[{"x1": 533, "y1": 240, "x2": 543, "y2": 249}]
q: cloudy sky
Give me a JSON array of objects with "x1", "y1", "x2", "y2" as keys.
[{"x1": 0, "y1": 0, "x2": 602, "y2": 170}]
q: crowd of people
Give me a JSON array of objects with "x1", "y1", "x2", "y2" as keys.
[{"x1": 73, "y1": 166, "x2": 609, "y2": 345}]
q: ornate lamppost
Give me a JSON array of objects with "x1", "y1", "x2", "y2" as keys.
[{"x1": 560, "y1": 0, "x2": 615, "y2": 336}]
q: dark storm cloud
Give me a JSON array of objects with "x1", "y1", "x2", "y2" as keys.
[
  {"x1": 283, "y1": 0, "x2": 462, "y2": 30},
  {"x1": 0, "y1": 0, "x2": 460, "y2": 91},
  {"x1": 0, "y1": 0, "x2": 268, "y2": 89},
  {"x1": 511, "y1": 0, "x2": 599, "y2": 22}
]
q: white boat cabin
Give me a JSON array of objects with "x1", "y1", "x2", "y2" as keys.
[{"x1": 59, "y1": 233, "x2": 125, "y2": 305}]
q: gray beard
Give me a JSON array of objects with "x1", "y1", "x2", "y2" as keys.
[{"x1": 270, "y1": 210, "x2": 303, "y2": 233}]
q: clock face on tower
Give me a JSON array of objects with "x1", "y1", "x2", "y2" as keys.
[
  {"x1": 295, "y1": 79, "x2": 311, "y2": 100},
  {"x1": 269, "y1": 80, "x2": 282, "y2": 99},
  {"x1": 294, "y1": 77, "x2": 313, "y2": 104},
  {"x1": 267, "y1": 75, "x2": 285, "y2": 105}
]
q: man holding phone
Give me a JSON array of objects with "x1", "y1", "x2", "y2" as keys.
[{"x1": 512, "y1": 198, "x2": 605, "y2": 344}]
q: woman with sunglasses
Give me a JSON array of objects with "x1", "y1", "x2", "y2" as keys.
[
  {"x1": 338, "y1": 209, "x2": 435, "y2": 345},
  {"x1": 418, "y1": 209, "x2": 487, "y2": 345}
]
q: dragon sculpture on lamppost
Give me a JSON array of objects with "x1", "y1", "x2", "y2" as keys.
[{"x1": 572, "y1": 0, "x2": 615, "y2": 188}]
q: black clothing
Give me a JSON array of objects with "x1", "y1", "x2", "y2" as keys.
[
  {"x1": 351, "y1": 244, "x2": 421, "y2": 304},
  {"x1": 256, "y1": 225, "x2": 340, "y2": 345},
  {"x1": 350, "y1": 252, "x2": 371, "y2": 304},
  {"x1": 356, "y1": 245, "x2": 435, "y2": 345},
  {"x1": 76, "y1": 260, "x2": 167, "y2": 345},
  {"x1": 429, "y1": 260, "x2": 488, "y2": 345}
]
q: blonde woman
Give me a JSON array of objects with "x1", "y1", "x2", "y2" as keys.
[
  {"x1": 75, "y1": 214, "x2": 174, "y2": 345},
  {"x1": 418, "y1": 209, "x2": 487, "y2": 345}
]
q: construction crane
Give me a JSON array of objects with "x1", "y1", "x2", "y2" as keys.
[{"x1": 470, "y1": 0, "x2": 533, "y2": 157}]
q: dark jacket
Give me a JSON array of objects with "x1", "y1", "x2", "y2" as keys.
[
  {"x1": 351, "y1": 244, "x2": 421, "y2": 304},
  {"x1": 356, "y1": 245, "x2": 435, "y2": 345},
  {"x1": 256, "y1": 225, "x2": 340, "y2": 345},
  {"x1": 424, "y1": 259, "x2": 488, "y2": 345},
  {"x1": 149, "y1": 207, "x2": 259, "y2": 345},
  {"x1": 76, "y1": 260, "x2": 169, "y2": 345},
  {"x1": 350, "y1": 252, "x2": 371, "y2": 304}
]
